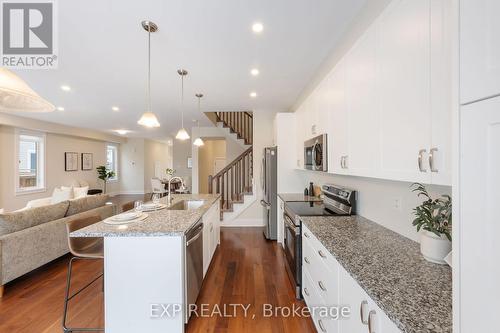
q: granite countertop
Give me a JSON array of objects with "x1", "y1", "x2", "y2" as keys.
[
  {"x1": 70, "y1": 194, "x2": 220, "y2": 237},
  {"x1": 278, "y1": 193, "x2": 322, "y2": 202},
  {"x1": 300, "y1": 215, "x2": 452, "y2": 333}
]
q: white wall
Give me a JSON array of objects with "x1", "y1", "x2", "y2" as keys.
[
  {"x1": 295, "y1": 171, "x2": 450, "y2": 241},
  {"x1": 172, "y1": 139, "x2": 192, "y2": 191},
  {"x1": 0, "y1": 125, "x2": 121, "y2": 211},
  {"x1": 144, "y1": 139, "x2": 172, "y2": 193},
  {"x1": 119, "y1": 138, "x2": 145, "y2": 195}
]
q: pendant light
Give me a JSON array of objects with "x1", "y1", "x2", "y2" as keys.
[
  {"x1": 0, "y1": 68, "x2": 54, "y2": 112},
  {"x1": 175, "y1": 69, "x2": 190, "y2": 140},
  {"x1": 193, "y1": 93, "x2": 204, "y2": 146},
  {"x1": 137, "y1": 21, "x2": 160, "y2": 128}
]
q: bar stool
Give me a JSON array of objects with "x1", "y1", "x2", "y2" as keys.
[{"x1": 63, "y1": 216, "x2": 104, "y2": 332}]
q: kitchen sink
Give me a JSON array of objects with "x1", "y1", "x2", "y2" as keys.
[{"x1": 168, "y1": 200, "x2": 206, "y2": 210}]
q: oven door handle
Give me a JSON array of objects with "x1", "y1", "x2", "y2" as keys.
[{"x1": 284, "y1": 214, "x2": 299, "y2": 234}]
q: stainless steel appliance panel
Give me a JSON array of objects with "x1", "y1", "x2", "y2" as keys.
[
  {"x1": 261, "y1": 147, "x2": 277, "y2": 240},
  {"x1": 304, "y1": 134, "x2": 328, "y2": 172},
  {"x1": 185, "y1": 220, "x2": 203, "y2": 322}
]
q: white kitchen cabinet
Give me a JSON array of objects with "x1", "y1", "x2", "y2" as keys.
[
  {"x1": 202, "y1": 201, "x2": 220, "y2": 276},
  {"x1": 345, "y1": 27, "x2": 379, "y2": 178},
  {"x1": 429, "y1": 0, "x2": 453, "y2": 186},
  {"x1": 377, "y1": 0, "x2": 432, "y2": 183},
  {"x1": 460, "y1": 0, "x2": 500, "y2": 105},
  {"x1": 295, "y1": 105, "x2": 307, "y2": 168},
  {"x1": 274, "y1": 113, "x2": 302, "y2": 191},
  {"x1": 459, "y1": 96, "x2": 500, "y2": 332},
  {"x1": 325, "y1": 59, "x2": 348, "y2": 175},
  {"x1": 277, "y1": 196, "x2": 284, "y2": 246}
]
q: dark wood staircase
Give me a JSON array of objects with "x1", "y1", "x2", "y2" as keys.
[{"x1": 206, "y1": 111, "x2": 253, "y2": 220}]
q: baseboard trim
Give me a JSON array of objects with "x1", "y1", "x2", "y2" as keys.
[
  {"x1": 107, "y1": 191, "x2": 146, "y2": 197},
  {"x1": 221, "y1": 218, "x2": 265, "y2": 227}
]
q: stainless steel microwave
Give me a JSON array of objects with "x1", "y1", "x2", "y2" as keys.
[{"x1": 304, "y1": 134, "x2": 327, "y2": 171}]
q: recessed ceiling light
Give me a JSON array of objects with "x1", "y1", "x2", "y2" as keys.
[
  {"x1": 111, "y1": 106, "x2": 120, "y2": 112},
  {"x1": 56, "y1": 106, "x2": 64, "y2": 111},
  {"x1": 114, "y1": 129, "x2": 130, "y2": 135},
  {"x1": 250, "y1": 68, "x2": 260, "y2": 76},
  {"x1": 250, "y1": 92, "x2": 257, "y2": 98},
  {"x1": 60, "y1": 85, "x2": 71, "y2": 92},
  {"x1": 252, "y1": 22, "x2": 264, "y2": 33}
]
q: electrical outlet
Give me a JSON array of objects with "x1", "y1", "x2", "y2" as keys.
[{"x1": 393, "y1": 198, "x2": 402, "y2": 210}]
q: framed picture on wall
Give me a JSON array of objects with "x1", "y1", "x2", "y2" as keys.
[
  {"x1": 65, "y1": 152, "x2": 78, "y2": 171},
  {"x1": 81, "y1": 153, "x2": 93, "y2": 170}
]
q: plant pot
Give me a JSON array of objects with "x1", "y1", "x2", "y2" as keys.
[{"x1": 420, "y1": 230, "x2": 451, "y2": 264}]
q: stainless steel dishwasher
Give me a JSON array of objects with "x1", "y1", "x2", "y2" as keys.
[{"x1": 185, "y1": 218, "x2": 203, "y2": 323}]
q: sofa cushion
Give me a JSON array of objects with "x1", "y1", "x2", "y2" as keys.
[
  {"x1": 0, "y1": 201, "x2": 69, "y2": 236},
  {"x1": 66, "y1": 194, "x2": 109, "y2": 217},
  {"x1": 26, "y1": 197, "x2": 53, "y2": 209},
  {"x1": 73, "y1": 186, "x2": 89, "y2": 199},
  {"x1": 51, "y1": 187, "x2": 73, "y2": 204}
]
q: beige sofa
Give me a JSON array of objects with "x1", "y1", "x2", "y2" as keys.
[{"x1": 0, "y1": 195, "x2": 115, "y2": 297}]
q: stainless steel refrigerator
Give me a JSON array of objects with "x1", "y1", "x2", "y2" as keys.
[{"x1": 261, "y1": 146, "x2": 277, "y2": 240}]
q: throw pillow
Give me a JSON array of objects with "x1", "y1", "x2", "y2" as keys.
[
  {"x1": 51, "y1": 187, "x2": 73, "y2": 204},
  {"x1": 73, "y1": 186, "x2": 89, "y2": 199}
]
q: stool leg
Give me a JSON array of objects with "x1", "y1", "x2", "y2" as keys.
[{"x1": 62, "y1": 257, "x2": 75, "y2": 333}]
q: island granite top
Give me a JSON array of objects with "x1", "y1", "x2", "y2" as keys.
[
  {"x1": 300, "y1": 215, "x2": 452, "y2": 333},
  {"x1": 70, "y1": 194, "x2": 220, "y2": 237}
]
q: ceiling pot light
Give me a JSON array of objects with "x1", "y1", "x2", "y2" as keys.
[
  {"x1": 192, "y1": 94, "x2": 205, "y2": 147},
  {"x1": 57, "y1": 106, "x2": 65, "y2": 111},
  {"x1": 112, "y1": 106, "x2": 119, "y2": 111},
  {"x1": 250, "y1": 92, "x2": 257, "y2": 98},
  {"x1": 115, "y1": 129, "x2": 129, "y2": 135},
  {"x1": 60, "y1": 85, "x2": 71, "y2": 92},
  {"x1": 137, "y1": 20, "x2": 160, "y2": 128},
  {"x1": 175, "y1": 69, "x2": 190, "y2": 140},
  {"x1": 252, "y1": 22, "x2": 264, "y2": 33},
  {"x1": 0, "y1": 68, "x2": 54, "y2": 112},
  {"x1": 250, "y1": 68, "x2": 259, "y2": 76}
]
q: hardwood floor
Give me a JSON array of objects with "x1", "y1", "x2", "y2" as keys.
[{"x1": 0, "y1": 227, "x2": 315, "y2": 333}]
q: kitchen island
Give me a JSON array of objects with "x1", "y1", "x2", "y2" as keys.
[{"x1": 71, "y1": 194, "x2": 221, "y2": 333}]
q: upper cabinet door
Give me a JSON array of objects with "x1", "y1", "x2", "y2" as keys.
[
  {"x1": 460, "y1": 96, "x2": 500, "y2": 332},
  {"x1": 430, "y1": 0, "x2": 452, "y2": 185},
  {"x1": 345, "y1": 27, "x2": 379, "y2": 178},
  {"x1": 460, "y1": 0, "x2": 500, "y2": 104},
  {"x1": 377, "y1": 0, "x2": 432, "y2": 183},
  {"x1": 325, "y1": 59, "x2": 348, "y2": 174}
]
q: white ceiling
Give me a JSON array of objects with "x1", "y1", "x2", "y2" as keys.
[{"x1": 10, "y1": 0, "x2": 367, "y2": 140}]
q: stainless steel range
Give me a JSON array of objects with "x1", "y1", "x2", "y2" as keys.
[{"x1": 283, "y1": 184, "x2": 356, "y2": 299}]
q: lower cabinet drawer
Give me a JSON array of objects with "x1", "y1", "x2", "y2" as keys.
[
  {"x1": 302, "y1": 269, "x2": 337, "y2": 333},
  {"x1": 302, "y1": 229, "x2": 339, "y2": 305}
]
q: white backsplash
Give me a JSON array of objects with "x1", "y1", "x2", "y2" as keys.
[{"x1": 295, "y1": 170, "x2": 451, "y2": 242}]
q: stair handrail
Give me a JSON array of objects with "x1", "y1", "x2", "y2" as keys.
[{"x1": 211, "y1": 146, "x2": 252, "y2": 180}]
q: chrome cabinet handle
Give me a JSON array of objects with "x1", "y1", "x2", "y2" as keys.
[
  {"x1": 360, "y1": 300, "x2": 368, "y2": 325},
  {"x1": 318, "y1": 281, "x2": 327, "y2": 291},
  {"x1": 418, "y1": 149, "x2": 427, "y2": 172},
  {"x1": 340, "y1": 156, "x2": 344, "y2": 169},
  {"x1": 304, "y1": 256, "x2": 310, "y2": 264},
  {"x1": 429, "y1": 148, "x2": 438, "y2": 172},
  {"x1": 303, "y1": 287, "x2": 310, "y2": 296},
  {"x1": 318, "y1": 319, "x2": 327, "y2": 332},
  {"x1": 368, "y1": 310, "x2": 377, "y2": 333},
  {"x1": 304, "y1": 232, "x2": 310, "y2": 238},
  {"x1": 344, "y1": 155, "x2": 348, "y2": 169},
  {"x1": 318, "y1": 250, "x2": 327, "y2": 258}
]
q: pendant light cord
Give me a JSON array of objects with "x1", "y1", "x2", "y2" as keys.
[
  {"x1": 181, "y1": 74, "x2": 184, "y2": 128},
  {"x1": 147, "y1": 26, "x2": 151, "y2": 112}
]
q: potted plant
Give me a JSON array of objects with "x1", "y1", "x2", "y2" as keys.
[
  {"x1": 96, "y1": 165, "x2": 115, "y2": 194},
  {"x1": 411, "y1": 183, "x2": 452, "y2": 264},
  {"x1": 165, "y1": 168, "x2": 175, "y2": 180}
]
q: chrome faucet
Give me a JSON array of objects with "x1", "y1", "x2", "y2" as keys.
[{"x1": 167, "y1": 177, "x2": 184, "y2": 205}]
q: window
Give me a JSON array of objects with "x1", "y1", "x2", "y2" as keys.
[
  {"x1": 16, "y1": 130, "x2": 45, "y2": 194},
  {"x1": 106, "y1": 145, "x2": 118, "y2": 181}
]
